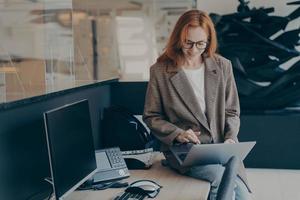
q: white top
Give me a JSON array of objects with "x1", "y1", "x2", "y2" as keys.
[{"x1": 183, "y1": 63, "x2": 206, "y2": 113}]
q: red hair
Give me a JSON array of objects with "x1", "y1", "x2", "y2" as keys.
[{"x1": 157, "y1": 10, "x2": 217, "y2": 66}]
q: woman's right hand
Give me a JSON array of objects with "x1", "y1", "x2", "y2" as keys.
[{"x1": 175, "y1": 129, "x2": 201, "y2": 144}]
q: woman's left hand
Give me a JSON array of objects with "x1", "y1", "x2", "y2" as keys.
[{"x1": 224, "y1": 139, "x2": 236, "y2": 144}]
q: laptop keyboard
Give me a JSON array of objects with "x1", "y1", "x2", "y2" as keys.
[
  {"x1": 178, "y1": 153, "x2": 188, "y2": 161},
  {"x1": 172, "y1": 142, "x2": 193, "y2": 153}
]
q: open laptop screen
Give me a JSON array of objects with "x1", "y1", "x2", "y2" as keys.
[{"x1": 44, "y1": 99, "x2": 97, "y2": 199}]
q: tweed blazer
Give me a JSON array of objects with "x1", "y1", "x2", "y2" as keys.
[{"x1": 143, "y1": 54, "x2": 251, "y2": 191}]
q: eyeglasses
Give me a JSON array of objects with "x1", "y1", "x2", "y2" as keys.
[{"x1": 182, "y1": 40, "x2": 208, "y2": 50}]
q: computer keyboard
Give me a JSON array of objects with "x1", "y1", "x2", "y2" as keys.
[{"x1": 114, "y1": 192, "x2": 146, "y2": 200}]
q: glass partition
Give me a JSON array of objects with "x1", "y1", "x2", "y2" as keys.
[
  {"x1": 0, "y1": 0, "x2": 77, "y2": 103},
  {"x1": 0, "y1": 0, "x2": 197, "y2": 104}
]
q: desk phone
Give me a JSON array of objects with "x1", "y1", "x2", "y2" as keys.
[{"x1": 93, "y1": 147, "x2": 130, "y2": 183}]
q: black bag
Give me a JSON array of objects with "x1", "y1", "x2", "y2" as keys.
[{"x1": 101, "y1": 106, "x2": 153, "y2": 151}]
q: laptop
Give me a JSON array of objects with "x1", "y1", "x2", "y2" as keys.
[{"x1": 170, "y1": 141, "x2": 256, "y2": 167}]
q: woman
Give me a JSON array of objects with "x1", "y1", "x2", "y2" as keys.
[{"x1": 143, "y1": 10, "x2": 251, "y2": 200}]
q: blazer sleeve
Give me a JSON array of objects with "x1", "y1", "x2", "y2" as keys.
[
  {"x1": 143, "y1": 66, "x2": 184, "y2": 146},
  {"x1": 224, "y1": 60, "x2": 240, "y2": 142}
]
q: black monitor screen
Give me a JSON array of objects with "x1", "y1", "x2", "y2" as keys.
[{"x1": 44, "y1": 99, "x2": 97, "y2": 199}]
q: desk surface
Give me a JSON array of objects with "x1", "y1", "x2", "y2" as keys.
[{"x1": 67, "y1": 153, "x2": 210, "y2": 200}]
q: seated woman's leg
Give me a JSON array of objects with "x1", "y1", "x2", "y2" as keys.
[
  {"x1": 185, "y1": 164, "x2": 225, "y2": 200},
  {"x1": 217, "y1": 156, "x2": 240, "y2": 200},
  {"x1": 234, "y1": 177, "x2": 251, "y2": 200}
]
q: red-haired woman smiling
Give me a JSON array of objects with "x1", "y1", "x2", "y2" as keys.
[{"x1": 143, "y1": 10, "x2": 251, "y2": 200}]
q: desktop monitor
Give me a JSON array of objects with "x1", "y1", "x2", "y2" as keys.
[{"x1": 44, "y1": 99, "x2": 97, "y2": 200}]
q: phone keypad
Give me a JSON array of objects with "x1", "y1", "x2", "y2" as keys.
[{"x1": 106, "y1": 148, "x2": 127, "y2": 168}]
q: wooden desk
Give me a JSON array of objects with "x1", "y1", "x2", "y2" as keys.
[{"x1": 67, "y1": 153, "x2": 210, "y2": 200}]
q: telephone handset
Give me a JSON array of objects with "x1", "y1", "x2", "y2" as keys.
[{"x1": 93, "y1": 147, "x2": 130, "y2": 183}]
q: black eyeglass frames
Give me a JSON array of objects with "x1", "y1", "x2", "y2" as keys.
[{"x1": 182, "y1": 40, "x2": 208, "y2": 50}]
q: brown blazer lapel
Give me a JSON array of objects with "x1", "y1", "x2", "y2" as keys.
[
  {"x1": 204, "y1": 56, "x2": 220, "y2": 130},
  {"x1": 169, "y1": 67, "x2": 211, "y2": 132}
]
